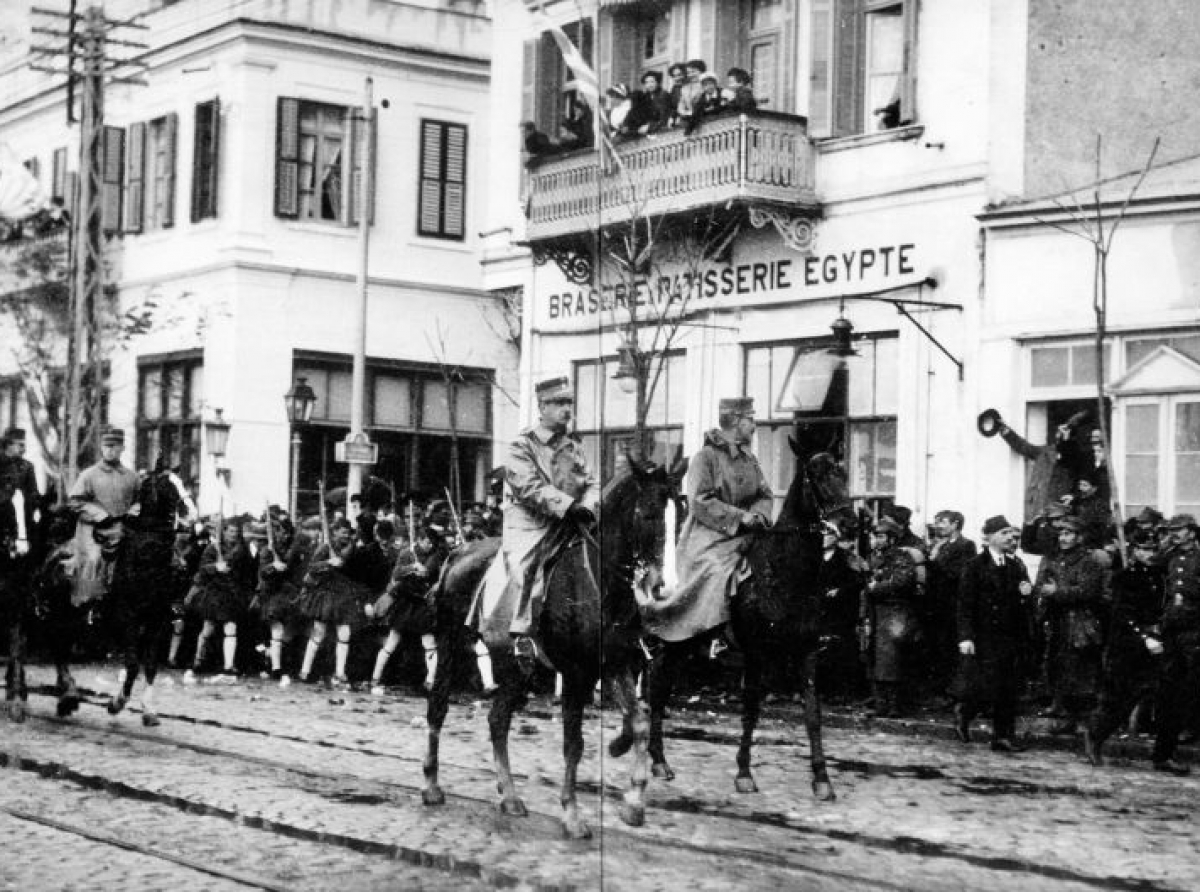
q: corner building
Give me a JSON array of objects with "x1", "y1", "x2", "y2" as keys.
[
  {"x1": 481, "y1": 0, "x2": 1200, "y2": 530},
  {"x1": 0, "y1": 0, "x2": 517, "y2": 513}
]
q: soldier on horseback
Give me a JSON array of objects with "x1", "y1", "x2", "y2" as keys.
[
  {"x1": 1, "y1": 427, "x2": 39, "y2": 722},
  {"x1": 503, "y1": 375, "x2": 600, "y2": 672}
]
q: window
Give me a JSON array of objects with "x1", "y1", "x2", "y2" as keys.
[
  {"x1": 523, "y1": 19, "x2": 594, "y2": 136},
  {"x1": 809, "y1": 0, "x2": 917, "y2": 137},
  {"x1": 1122, "y1": 397, "x2": 1200, "y2": 519},
  {"x1": 418, "y1": 120, "x2": 467, "y2": 240},
  {"x1": 136, "y1": 354, "x2": 203, "y2": 480},
  {"x1": 275, "y1": 98, "x2": 373, "y2": 225},
  {"x1": 101, "y1": 125, "x2": 124, "y2": 234},
  {"x1": 573, "y1": 352, "x2": 685, "y2": 478},
  {"x1": 745, "y1": 335, "x2": 898, "y2": 515},
  {"x1": 191, "y1": 99, "x2": 220, "y2": 222},
  {"x1": 51, "y1": 147, "x2": 68, "y2": 203},
  {"x1": 0, "y1": 378, "x2": 20, "y2": 433},
  {"x1": 123, "y1": 113, "x2": 178, "y2": 233}
]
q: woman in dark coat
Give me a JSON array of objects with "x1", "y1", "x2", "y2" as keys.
[{"x1": 953, "y1": 515, "x2": 1034, "y2": 751}]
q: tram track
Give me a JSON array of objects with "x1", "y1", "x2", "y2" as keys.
[{"x1": 5, "y1": 686, "x2": 1182, "y2": 892}]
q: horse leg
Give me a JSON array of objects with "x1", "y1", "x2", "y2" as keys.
[
  {"x1": 6, "y1": 619, "x2": 27, "y2": 723},
  {"x1": 558, "y1": 671, "x2": 592, "y2": 840},
  {"x1": 109, "y1": 609, "x2": 139, "y2": 716},
  {"x1": 422, "y1": 629, "x2": 458, "y2": 806},
  {"x1": 801, "y1": 650, "x2": 835, "y2": 800},
  {"x1": 490, "y1": 651, "x2": 530, "y2": 817},
  {"x1": 54, "y1": 598, "x2": 80, "y2": 717},
  {"x1": 646, "y1": 640, "x2": 677, "y2": 781},
  {"x1": 735, "y1": 639, "x2": 763, "y2": 794},
  {"x1": 140, "y1": 614, "x2": 165, "y2": 727},
  {"x1": 610, "y1": 667, "x2": 649, "y2": 828}
]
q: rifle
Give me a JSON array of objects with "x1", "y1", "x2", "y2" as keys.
[
  {"x1": 317, "y1": 480, "x2": 332, "y2": 552},
  {"x1": 406, "y1": 500, "x2": 416, "y2": 546},
  {"x1": 264, "y1": 500, "x2": 277, "y2": 557},
  {"x1": 214, "y1": 499, "x2": 225, "y2": 563},
  {"x1": 444, "y1": 487, "x2": 464, "y2": 546}
]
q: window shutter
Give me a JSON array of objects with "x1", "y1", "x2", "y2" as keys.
[
  {"x1": 900, "y1": 0, "x2": 918, "y2": 124},
  {"x1": 832, "y1": 0, "x2": 864, "y2": 137},
  {"x1": 161, "y1": 112, "x2": 178, "y2": 228},
  {"x1": 51, "y1": 146, "x2": 67, "y2": 201},
  {"x1": 520, "y1": 38, "x2": 540, "y2": 126},
  {"x1": 191, "y1": 98, "x2": 220, "y2": 222},
  {"x1": 124, "y1": 121, "x2": 145, "y2": 234},
  {"x1": 274, "y1": 97, "x2": 300, "y2": 218},
  {"x1": 348, "y1": 106, "x2": 376, "y2": 226},
  {"x1": 101, "y1": 125, "x2": 124, "y2": 234},
  {"x1": 536, "y1": 31, "x2": 559, "y2": 131},
  {"x1": 418, "y1": 120, "x2": 443, "y2": 236},
  {"x1": 443, "y1": 124, "x2": 466, "y2": 239},
  {"x1": 65, "y1": 171, "x2": 79, "y2": 219},
  {"x1": 809, "y1": 0, "x2": 834, "y2": 135}
]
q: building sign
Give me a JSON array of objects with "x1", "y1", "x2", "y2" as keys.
[{"x1": 535, "y1": 242, "x2": 925, "y2": 332}]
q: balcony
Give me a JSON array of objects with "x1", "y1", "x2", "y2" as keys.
[{"x1": 525, "y1": 111, "x2": 819, "y2": 244}]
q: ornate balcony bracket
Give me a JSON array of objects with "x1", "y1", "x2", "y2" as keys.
[
  {"x1": 748, "y1": 205, "x2": 819, "y2": 255},
  {"x1": 531, "y1": 241, "x2": 594, "y2": 285}
]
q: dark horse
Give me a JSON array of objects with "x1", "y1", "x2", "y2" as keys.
[
  {"x1": 105, "y1": 462, "x2": 196, "y2": 725},
  {"x1": 421, "y1": 460, "x2": 680, "y2": 838},
  {"x1": 640, "y1": 445, "x2": 851, "y2": 800}
]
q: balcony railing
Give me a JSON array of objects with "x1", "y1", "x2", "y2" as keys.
[{"x1": 525, "y1": 111, "x2": 817, "y2": 242}]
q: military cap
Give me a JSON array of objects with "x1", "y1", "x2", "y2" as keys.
[
  {"x1": 981, "y1": 515, "x2": 1016, "y2": 536},
  {"x1": 718, "y1": 396, "x2": 755, "y2": 417},
  {"x1": 1055, "y1": 516, "x2": 1084, "y2": 533},
  {"x1": 1166, "y1": 513, "x2": 1198, "y2": 530},
  {"x1": 874, "y1": 516, "x2": 903, "y2": 537},
  {"x1": 99, "y1": 425, "x2": 125, "y2": 444},
  {"x1": 535, "y1": 376, "x2": 573, "y2": 402},
  {"x1": 2, "y1": 427, "x2": 25, "y2": 444},
  {"x1": 1134, "y1": 506, "x2": 1164, "y2": 526},
  {"x1": 1129, "y1": 528, "x2": 1158, "y2": 549},
  {"x1": 884, "y1": 504, "x2": 913, "y2": 526}
]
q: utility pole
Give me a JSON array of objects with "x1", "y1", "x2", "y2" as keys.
[
  {"x1": 340, "y1": 76, "x2": 378, "y2": 516},
  {"x1": 29, "y1": 4, "x2": 147, "y2": 500}
]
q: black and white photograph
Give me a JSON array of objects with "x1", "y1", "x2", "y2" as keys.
[{"x1": 1, "y1": 0, "x2": 1198, "y2": 889}]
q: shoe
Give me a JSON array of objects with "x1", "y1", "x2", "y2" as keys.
[
  {"x1": 512, "y1": 635, "x2": 538, "y2": 675},
  {"x1": 107, "y1": 693, "x2": 128, "y2": 716},
  {"x1": 211, "y1": 672, "x2": 239, "y2": 685},
  {"x1": 1153, "y1": 759, "x2": 1191, "y2": 776},
  {"x1": 259, "y1": 670, "x2": 270, "y2": 680},
  {"x1": 370, "y1": 684, "x2": 385, "y2": 696},
  {"x1": 183, "y1": 669, "x2": 198, "y2": 685},
  {"x1": 331, "y1": 675, "x2": 350, "y2": 691},
  {"x1": 1083, "y1": 728, "x2": 1103, "y2": 766},
  {"x1": 953, "y1": 705, "x2": 971, "y2": 744},
  {"x1": 279, "y1": 674, "x2": 292, "y2": 688},
  {"x1": 990, "y1": 739, "x2": 1026, "y2": 753}
]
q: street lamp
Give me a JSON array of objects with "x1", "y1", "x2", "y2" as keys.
[
  {"x1": 613, "y1": 339, "x2": 645, "y2": 395},
  {"x1": 204, "y1": 407, "x2": 232, "y2": 486},
  {"x1": 284, "y1": 376, "x2": 317, "y2": 519}
]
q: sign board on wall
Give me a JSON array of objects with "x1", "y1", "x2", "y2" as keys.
[{"x1": 534, "y1": 241, "x2": 928, "y2": 333}]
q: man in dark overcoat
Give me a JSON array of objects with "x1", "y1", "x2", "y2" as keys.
[
  {"x1": 1151, "y1": 513, "x2": 1200, "y2": 775},
  {"x1": 862, "y1": 515, "x2": 919, "y2": 717},
  {"x1": 953, "y1": 515, "x2": 1034, "y2": 752},
  {"x1": 926, "y1": 510, "x2": 977, "y2": 694}
]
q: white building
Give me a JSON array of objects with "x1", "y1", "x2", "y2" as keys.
[
  {"x1": 480, "y1": 0, "x2": 1200, "y2": 532},
  {"x1": 0, "y1": 0, "x2": 516, "y2": 514}
]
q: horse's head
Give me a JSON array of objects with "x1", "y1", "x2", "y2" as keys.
[
  {"x1": 601, "y1": 454, "x2": 686, "y2": 570},
  {"x1": 777, "y1": 439, "x2": 851, "y2": 530},
  {"x1": 135, "y1": 457, "x2": 198, "y2": 529}
]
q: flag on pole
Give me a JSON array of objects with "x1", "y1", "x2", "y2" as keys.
[
  {"x1": 0, "y1": 143, "x2": 48, "y2": 221},
  {"x1": 526, "y1": 4, "x2": 600, "y2": 107}
]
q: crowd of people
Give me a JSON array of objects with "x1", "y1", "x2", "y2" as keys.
[{"x1": 522, "y1": 59, "x2": 760, "y2": 162}]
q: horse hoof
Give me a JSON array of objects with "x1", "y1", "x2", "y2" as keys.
[
  {"x1": 562, "y1": 818, "x2": 593, "y2": 841},
  {"x1": 813, "y1": 780, "x2": 836, "y2": 801},
  {"x1": 56, "y1": 696, "x2": 80, "y2": 718},
  {"x1": 734, "y1": 774, "x2": 759, "y2": 794},
  {"x1": 498, "y1": 797, "x2": 528, "y2": 817},
  {"x1": 619, "y1": 803, "x2": 645, "y2": 828},
  {"x1": 107, "y1": 694, "x2": 127, "y2": 716},
  {"x1": 141, "y1": 712, "x2": 161, "y2": 728},
  {"x1": 608, "y1": 732, "x2": 633, "y2": 759},
  {"x1": 651, "y1": 761, "x2": 675, "y2": 781},
  {"x1": 422, "y1": 786, "x2": 446, "y2": 807}
]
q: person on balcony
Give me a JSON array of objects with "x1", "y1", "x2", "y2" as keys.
[
  {"x1": 676, "y1": 59, "x2": 708, "y2": 134},
  {"x1": 559, "y1": 96, "x2": 594, "y2": 151},
  {"x1": 722, "y1": 67, "x2": 758, "y2": 113},
  {"x1": 666, "y1": 62, "x2": 687, "y2": 126},
  {"x1": 694, "y1": 75, "x2": 724, "y2": 120},
  {"x1": 632, "y1": 71, "x2": 672, "y2": 136}
]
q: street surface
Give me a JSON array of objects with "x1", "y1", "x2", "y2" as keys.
[{"x1": 1, "y1": 663, "x2": 1197, "y2": 892}]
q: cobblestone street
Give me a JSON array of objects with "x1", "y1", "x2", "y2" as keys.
[{"x1": 1, "y1": 662, "x2": 1197, "y2": 891}]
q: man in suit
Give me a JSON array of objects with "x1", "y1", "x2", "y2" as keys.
[{"x1": 954, "y1": 515, "x2": 1035, "y2": 752}]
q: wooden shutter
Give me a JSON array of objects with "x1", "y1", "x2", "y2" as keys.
[
  {"x1": 100, "y1": 125, "x2": 124, "y2": 234},
  {"x1": 274, "y1": 97, "x2": 300, "y2": 218},
  {"x1": 160, "y1": 112, "x2": 178, "y2": 228},
  {"x1": 51, "y1": 146, "x2": 67, "y2": 201},
  {"x1": 443, "y1": 124, "x2": 466, "y2": 238},
  {"x1": 809, "y1": 0, "x2": 834, "y2": 135},
  {"x1": 124, "y1": 121, "x2": 145, "y2": 233},
  {"x1": 521, "y1": 38, "x2": 541, "y2": 125},
  {"x1": 900, "y1": 0, "x2": 918, "y2": 124},
  {"x1": 832, "y1": 0, "x2": 864, "y2": 137},
  {"x1": 349, "y1": 105, "x2": 376, "y2": 226},
  {"x1": 191, "y1": 98, "x2": 220, "y2": 222},
  {"x1": 536, "y1": 31, "x2": 559, "y2": 131},
  {"x1": 417, "y1": 120, "x2": 467, "y2": 240}
]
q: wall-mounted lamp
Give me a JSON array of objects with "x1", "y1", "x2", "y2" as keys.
[{"x1": 205, "y1": 407, "x2": 232, "y2": 485}]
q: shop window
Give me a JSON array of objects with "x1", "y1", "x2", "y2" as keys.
[
  {"x1": 275, "y1": 98, "x2": 373, "y2": 225},
  {"x1": 745, "y1": 334, "x2": 897, "y2": 514},
  {"x1": 1030, "y1": 343, "x2": 1110, "y2": 390},
  {"x1": 136, "y1": 354, "x2": 202, "y2": 480},
  {"x1": 574, "y1": 352, "x2": 685, "y2": 477},
  {"x1": 418, "y1": 120, "x2": 468, "y2": 240},
  {"x1": 809, "y1": 0, "x2": 917, "y2": 137}
]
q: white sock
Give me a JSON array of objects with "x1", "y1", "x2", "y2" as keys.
[
  {"x1": 222, "y1": 636, "x2": 237, "y2": 672},
  {"x1": 335, "y1": 641, "x2": 349, "y2": 679},
  {"x1": 301, "y1": 638, "x2": 319, "y2": 678},
  {"x1": 268, "y1": 639, "x2": 283, "y2": 672},
  {"x1": 473, "y1": 639, "x2": 493, "y2": 689},
  {"x1": 141, "y1": 683, "x2": 155, "y2": 713},
  {"x1": 372, "y1": 647, "x2": 392, "y2": 685}
]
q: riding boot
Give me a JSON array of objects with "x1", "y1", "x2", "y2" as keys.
[{"x1": 473, "y1": 638, "x2": 495, "y2": 694}]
